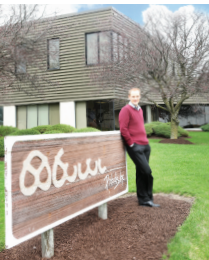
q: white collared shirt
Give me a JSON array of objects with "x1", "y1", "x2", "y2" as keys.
[{"x1": 128, "y1": 101, "x2": 141, "y2": 111}]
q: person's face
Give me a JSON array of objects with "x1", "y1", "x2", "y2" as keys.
[{"x1": 129, "y1": 90, "x2": 141, "y2": 106}]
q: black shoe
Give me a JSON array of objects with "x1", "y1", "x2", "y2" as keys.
[{"x1": 140, "y1": 200, "x2": 160, "y2": 207}]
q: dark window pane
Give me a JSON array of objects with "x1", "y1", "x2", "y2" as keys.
[
  {"x1": 86, "y1": 33, "x2": 98, "y2": 64},
  {"x1": 48, "y1": 39, "x2": 60, "y2": 69},
  {"x1": 0, "y1": 107, "x2": 3, "y2": 126},
  {"x1": 87, "y1": 100, "x2": 114, "y2": 131}
]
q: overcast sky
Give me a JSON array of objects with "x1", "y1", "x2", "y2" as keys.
[{"x1": 1, "y1": 4, "x2": 209, "y2": 25}]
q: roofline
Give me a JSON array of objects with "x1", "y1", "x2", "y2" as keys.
[
  {"x1": 111, "y1": 6, "x2": 142, "y2": 29},
  {"x1": 49, "y1": 6, "x2": 113, "y2": 21},
  {"x1": 44, "y1": 6, "x2": 141, "y2": 30}
]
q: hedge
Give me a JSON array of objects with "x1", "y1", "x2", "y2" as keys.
[
  {"x1": 144, "y1": 121, "x2": 189, "y2": 138},
  {"x1": 144, "y1": 125, "x2": 153, "y2": 137},
  {"x1": 31, "y1": 125, "x2": 51, "y2": 134},
  {"x1": 8, "y1": 129, "x2": 40, "y2": 136},
  {"x1": 44, "y1": 130, "x2": 64, "y2": 134},
  {"x1": 0, "y1": 137, "x2": 4, "y2": 157},
  {"x1": 0, "y1": 126, "x2": 17, "y2": 137},
  {"x1": 73, "y1": 127, "x2": 101, "y2": 133},
  {"x1": 46, "y1": 124, "x2": 75, "y2": 133},
  {"x1": 178, "y1": 126, "x2": 189, "y2": 137},
  {"x1": 201, "y1": 124, "x2": 209, "y2": 132}
]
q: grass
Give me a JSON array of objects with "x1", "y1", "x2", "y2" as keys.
[
  {"x1": 0, "y1": 132, "x2": 209, "y2": 259},
  {"x1": 128, "y1": 132, "x2": 209, "y2": 260},
  {"x1": 0, "y1": 162, "x2": 4, "y2": 251}
]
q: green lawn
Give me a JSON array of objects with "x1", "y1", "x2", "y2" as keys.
[
  {"x1": 0, "y1": 162, "x2": 4, "y2": 251},
  {"x1": 0, "y1": 132, "x2": 209, "y2": 259},
  {"x1": 128, "y1": 132, "x2": 209, "y2": 260}
]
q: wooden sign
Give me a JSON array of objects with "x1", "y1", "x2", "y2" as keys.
[{"x1": 4, "y1": 131, "x2": 127, "y2": 249}]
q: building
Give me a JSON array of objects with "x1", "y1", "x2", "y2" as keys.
[{"x1": 1, "y1": 7, "x2": 209, "y2": 129}]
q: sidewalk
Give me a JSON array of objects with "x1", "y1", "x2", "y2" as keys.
[{"x1": 185, "y1": 128, "x2": 202, "y2": 132}]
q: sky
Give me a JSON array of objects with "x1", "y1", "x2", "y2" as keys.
[{"x1": 2, "y1": 4, "x2": 209, "y2": 26}]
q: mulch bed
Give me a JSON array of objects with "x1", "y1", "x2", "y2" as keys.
[
  {"x1": 0, "y1": 194, "x2": 192, "y2": 260},
  {"x1": 148, "y1": 135, "x2": 194, "y2": 145},
  {"x1": 159, "y1": 139, "x2": 194, "y2": 145},
  {"x1": 0, "y1": 157, "x2": 4, "y2": 161}
]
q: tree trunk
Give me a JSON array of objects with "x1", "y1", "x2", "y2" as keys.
[{"x1": 170, "y1": 117, "x2": 179, "y2": 139}]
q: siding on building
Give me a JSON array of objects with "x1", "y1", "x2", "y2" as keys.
[
  {"x1": 2, "y1": 8, "x2": 116, "y2": 106},
  {"x1": 1, "y1": 7, "x2": 209, "y2": 107}
]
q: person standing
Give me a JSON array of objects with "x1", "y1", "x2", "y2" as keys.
[{"x1": 119, "y1": 88, "x2": 160, "y2": 207}]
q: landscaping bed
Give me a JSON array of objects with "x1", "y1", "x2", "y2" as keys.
[
  {"x1": 0, "y1": 194, "x2": 191, "y2": 260},
  {"x1": 159, "y1": 139, "x2": 194, "y2": 145}
]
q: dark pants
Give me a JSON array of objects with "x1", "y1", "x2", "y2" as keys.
[{"x1": 126, "y1": 144, "x2": 153, "y2": 204}]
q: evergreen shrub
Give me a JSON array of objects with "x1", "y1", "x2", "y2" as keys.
[
  {"x1": 73, "y1": 127, "x2": 101, "y2": 133},
  {"x1": 0, "y1": 137, "x2": 4, "y2": 157},
  {"x1": 31, "y1": 125, "x2": 51, "y2": 133},
  {"x1": 145, "y1": 121, "x2": 189, "y2": 138},
  {"x1": 201, "y1": 124, "x2": 209, "y2": 131},
  {"x1": 8, "y1": 129, "x2": 40, "y2": 136},
  {"x1": 152, "y1": 124, "x2": 175, "y2": 138},
  {"x1": 0, "y1": 126, "x2": 17, "y2": 137},
  {"x1": 144, "y1": 124, "x2": 153, "y2": 137},
  {"x1": 47, "y1": 124, "x2": 75, "y2": 133},
  {"x1": 44, "y1": 130, "x2": 64, "y2": 134},
  {"x1": 178, "y1": 126, "x2": 189, "y2": 137}
]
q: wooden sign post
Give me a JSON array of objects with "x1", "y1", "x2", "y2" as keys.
[{"x1": 4, "y1": 131, "x2": 127, "y2": 256}]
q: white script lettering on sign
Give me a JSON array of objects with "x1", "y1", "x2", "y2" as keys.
[
  {"x1": 104, "y1": 171, "x2": 126, "y2": 190},
  {"x1": 19, "y1": 148, "x2": 107, "y2": 196}
]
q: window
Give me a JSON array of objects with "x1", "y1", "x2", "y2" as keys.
[
  {"x1": 47, "y1": 38, "x2": 60, "y2": 69},
  {"x1": 86, "y1": 31, "x2": 128, "y2": 65},
  {"x1": 0, "y1": 107, "x2": 3, "y2": 126},
  {"x1": 16, "y1": 104, "x2": 60, "y2": 129},
  {"x1": 15, "y1": 46, "x2": 27, "y2": 73},
  {"x1": 86, "y1": 100, "x2": 114, "y2": 131}
]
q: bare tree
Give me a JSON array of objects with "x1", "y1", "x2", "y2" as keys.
[
  {"x1": 92, "y1": 10, "x2": 209, "y2": 138},
  {"x1": 0, "y1": 4, "x2": 58, "y2": 102}
]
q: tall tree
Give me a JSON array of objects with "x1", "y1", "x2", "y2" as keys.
[
  {"x1": 93, "y1": 9, "x2": 209, "y2": 138},
  {"x1": 0, "y1": 4, "x2": 57, "y2": 102}
]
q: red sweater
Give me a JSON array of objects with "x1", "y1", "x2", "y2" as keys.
[{"x1": 119, "y1": 105, "x2": 148, "y2": 146}]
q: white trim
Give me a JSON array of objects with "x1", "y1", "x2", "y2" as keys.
[
  {"x1": 3, "y1": 106, "x2": 16, "y2": 127},
  {"x1": 59, "y1": 101, "x2": 75, "y2": 127},
  {"x1": 5, "y1": 131, "x2": 121, "y2": 153},
  {"x1": 4, "y1": 131, "x2": 128, "y2": 249}
]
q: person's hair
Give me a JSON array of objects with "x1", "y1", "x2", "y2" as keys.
[{"x1": 128, "y1": 88, "x2": 141, "y2": 96}]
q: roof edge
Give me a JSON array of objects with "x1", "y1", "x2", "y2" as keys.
[{"x1": 48, "y1": 6, "x2": 113, "y2": 21}]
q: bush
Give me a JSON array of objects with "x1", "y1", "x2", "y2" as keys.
[
  {"x1": 0, "y1": 126, "x2": 17, "y2": 137},
  {"x1": 47, "y1": 124, "x2": 75, "y2": 133},
  {"x1": 152, "y1": 124, "x2": 174, "y2": 138},
  {"x1": 31, "y1": 125, "x2": 51, "y2": 134},
  {"x1": 0, "y1": 137, "x2": 4, "y2": 157},
  {"x1": 73, "y1": 127, "x2": 101, "y2": 133},
  {"x1": 178, "y1": 126, "x2": 189, "y2": 137},
  {"x1": 201, "y1": 124, "x2": 209, "y2": 132},
  {"x1": 145, "y1": 121, "x2": 189, "y2": 138},
  {"x1": 8, "y1": 129, "x2": 40, "y2": 136},
  {"x1": 44, "y1": 130, "x2": 64, "y2": 134},
  {"x1": 144, "y1": 124, "x2": 153, "y2": 137}
]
